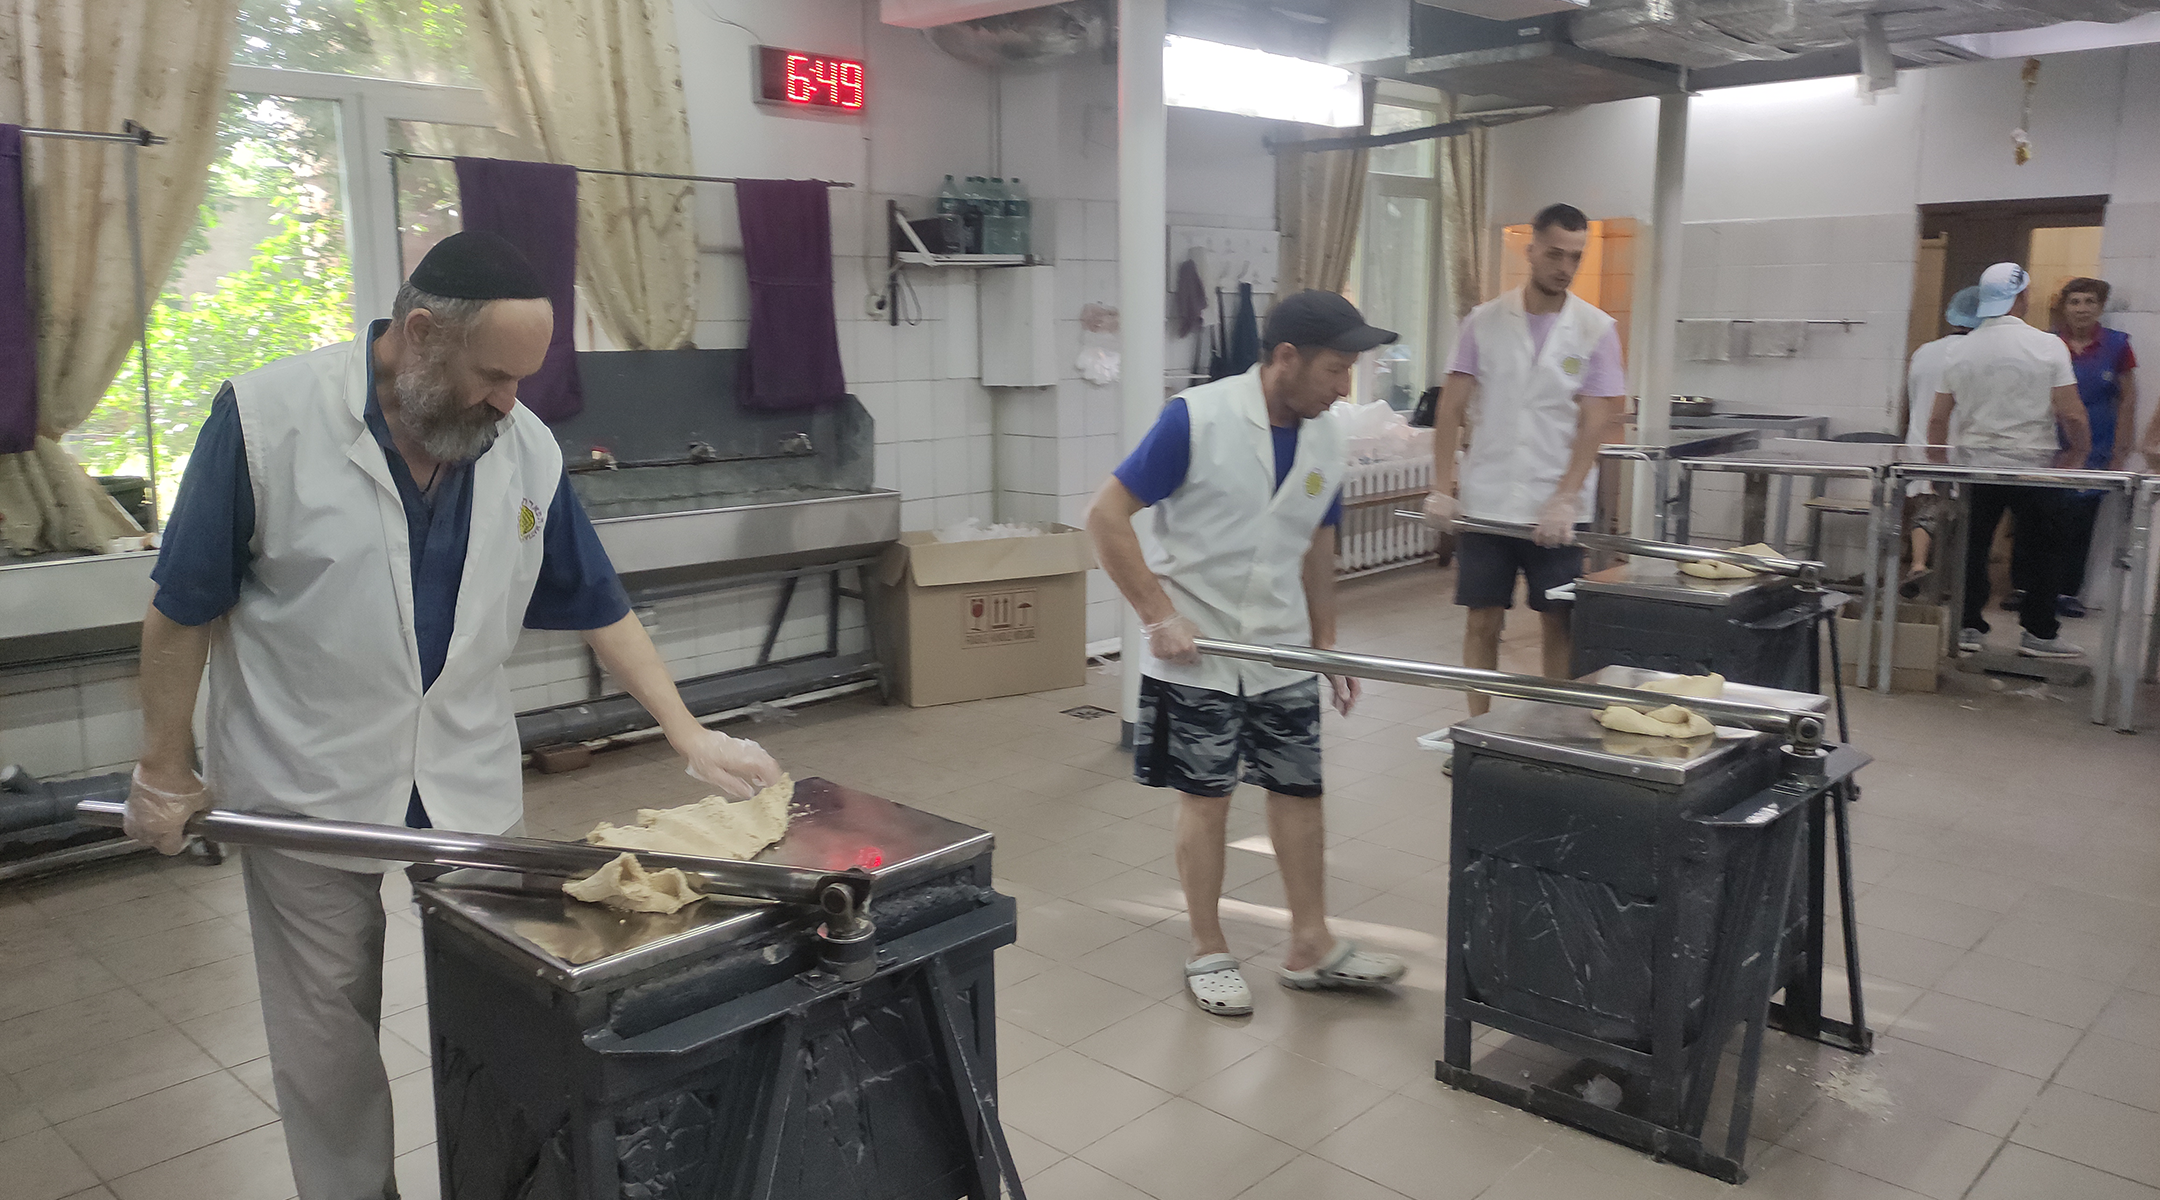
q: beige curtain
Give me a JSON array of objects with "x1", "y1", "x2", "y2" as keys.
[
  {"x1": 0, "y1": 0, "x2": 236, "y2": 555},
  {"x1": 466, "y1": 0, "x2": 698, "y2": 351},
  {"x1": 1438, "y1": 94, "x2": 1490, "y2": 321},
  {"x1": 1276, "y1": 125, "x2": 1369, "y2": 297}
]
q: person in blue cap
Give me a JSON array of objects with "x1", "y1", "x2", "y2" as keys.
[{"x1": 1900, "y1": 285, "x2": 1983, "y2": 591}]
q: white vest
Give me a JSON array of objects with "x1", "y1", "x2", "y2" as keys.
[
  {"x1": 1139, "y1": 368, "x2": 1345, "y2": 696},
  {"x1": 205, "y1": 333, "x2": 562, "y2": 867},
  {"x1": 1456, "y1": 288, "x2": 1616, "y2": 524}
]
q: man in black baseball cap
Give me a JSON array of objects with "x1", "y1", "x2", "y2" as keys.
[{"x1": 1084, "y1": 289, "x2": 1406, "y2": 1017}]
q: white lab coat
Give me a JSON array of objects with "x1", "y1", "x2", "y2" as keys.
[
  {"x1": 207, "y1": 332, "x2": 561, "y2": 869},
  {"x1": 1139, "y1": 367, "x2": 1345, "y2": 696},
  {"x1": 1939, "y1": 315, "x2": 2076, "y2": 453},
  {"x1": 1455, "y1": 288, "x2": 1616, "y2": 524}
]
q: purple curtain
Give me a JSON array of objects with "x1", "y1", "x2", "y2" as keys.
[
  {"x1": 735, "y1": 179, "x2": 845, "y2": 411},
  {"x1": 0, "y1": 125, "x2": 36, "y2": 455},
  {"x1": 452, "y1": 156, "x2": 583, "y2": 424}
]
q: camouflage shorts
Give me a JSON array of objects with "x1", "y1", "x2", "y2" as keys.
[{"x1": 1133, "y1": 676, "x2": 1324, "y2": 799}]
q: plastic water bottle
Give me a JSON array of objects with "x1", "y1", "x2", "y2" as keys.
[
  {"x1": 936, "y1": 174, "x2": 960, "y2": 219},
  {"x1": 1004, "y1": 176, "x2": 1031, "y2": 259},
  {"x1": 959, "y1": 176, "x2": 987, "y2": 255},
  {"x1": 983, "y1": 178, "x2": 1016, "y2": 255}
]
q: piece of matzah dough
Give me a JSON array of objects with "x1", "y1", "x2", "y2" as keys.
[
  {"x1": 585, "y1": 775, "x2": 794, "y2": 861},
  {"x1": 1595, "y1": 703, "x2": 1714, "y2": 739},
  {"x1": 563, "y1": 852, "x2": 702, "y2": 914}
]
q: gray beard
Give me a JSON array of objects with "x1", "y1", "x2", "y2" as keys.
[{"x1": 392, "y1": 353, "x2": 504, "y2": 463}]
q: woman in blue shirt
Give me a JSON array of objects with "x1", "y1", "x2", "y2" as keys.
[{"x1": 2051, "y1": 278, "x2": 2137, "y2": 617}]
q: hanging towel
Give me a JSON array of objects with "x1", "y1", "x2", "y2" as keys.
[
  {"x1": 1745, "y1": 320, "x2": 1808, "y2": 358},
  {"x1": 452, "y1": 156, "x2": 584, "y2": 424},
  {"x1": 1225, "y1": 282, "x2": 1261, "y2": 377},
  {"x1": 0, "y1": 125, "x2": 35, "y2": 455},
  {"x1": 1676, "y1": 319, "x2": 1734, "y2": 362},
  {"x1": 1173, "y1": 258, "x2": 1207, "y2": 338},
  {"x1": 1208, "y1": 287, "x2": 1231, "y2": 381},
  {"x1": 735, "y1": 179, "x2": 846, "y2": 411}
]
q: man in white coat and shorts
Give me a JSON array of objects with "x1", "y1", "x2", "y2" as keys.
[
  {"x1": 1422, "y1": 203, "x2": 1626, "y2": 756},
  {"x1": 1087, "y1": 290, "x2": 1408, "y2": 1017}
]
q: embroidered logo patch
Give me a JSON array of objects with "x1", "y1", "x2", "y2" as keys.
[
  {"x1": 1561, "y1": 355, "x2": 1584, "y2": 377},
  {"x1": 1304, "y1": 469, "x2": 1325, "y2": 497},
  {"x1": 518, "y1": 498, "x2": 542, "y2": 541}
]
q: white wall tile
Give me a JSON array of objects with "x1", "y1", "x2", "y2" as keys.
[
  {"x1": 894, "y1": 322, "x2": 936, "y2": 382},
  {"x1": 1083, "y1": 200, "x2": 1118, "y2": 261},
  {"x1": 899, "y1": 497, "x2": 936, "y2": 532},
  {"x1": 853, "y1": 320, "x2": 897, "y2": 384},
  {"x1": 891, "y1": 380, "x2": 937, "y2": 442},
  {"x1": 969, "y1": 434, "x2": 994, "y2": 493},
  {"x1": 934, "y1": 438, "x2": 970, "y2": 497},
  {"x1": 898, "y1": 442, "x2": 938, "y2": 500},
  {"x1": 932, "y1": 384, "x2": 968, "y2": 441}
]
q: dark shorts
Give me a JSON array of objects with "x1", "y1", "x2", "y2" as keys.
[
  {"x1": 1133, "y1": 676, "x2": 1324, "y2": 799},
  {"x1": 1454, "y1": 529, "x2": 1585, "y2": 612}
]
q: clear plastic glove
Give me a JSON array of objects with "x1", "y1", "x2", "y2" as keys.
[
  {"x1": 1326, "y1": 673, "x2": 1360, "y2": 717},
  {"x1": 1142, "y1": 613, "x2": 1201, "y2": 665},
  {"x1": 1421, "y1": 490, "x2": 1459, "y2": 529},
  {"x1": 124, "y1": 765, "x2": 209, "y2": 856},
  {"x1": 677, "y1": 728, "x2": 781, "y2": 801},
  {"x1": 1533, "y1": 494, "x2": 1579, "y2": 547}
]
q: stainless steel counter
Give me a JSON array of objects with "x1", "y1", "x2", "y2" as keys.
[
  {"x1": 593, "y1": 488, "x2": 901, "y2": 577},
  {"x1": 1451, "y1": 665, "x2": 1828, "y2": 786},
  {"x1": 420, "y1": 778, "x2": 991, "y2": 991}
]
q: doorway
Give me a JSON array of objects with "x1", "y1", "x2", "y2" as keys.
[{"x1": 1910, "y1": 195, "x2": 2108, "y2": 354}]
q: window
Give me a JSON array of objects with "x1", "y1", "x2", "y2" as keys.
[
  {"x1": 1348, "y1": 101, "x2": 1445, "y2": 411},
  {"x1": 67, "y1": 2, "x2": 492, "y2": 516},
  {"x1": 1162, "y1": 36, "x2": 1363, "y2": 127}
]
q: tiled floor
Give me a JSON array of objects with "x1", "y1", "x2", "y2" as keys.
[{"x1": 4, "y1": 566, "x2": 2159, "y2": 1200}]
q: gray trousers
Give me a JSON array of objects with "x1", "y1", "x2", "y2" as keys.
[{"x1": 242, "y1": 847, "x2": 400, "y2": 1200}]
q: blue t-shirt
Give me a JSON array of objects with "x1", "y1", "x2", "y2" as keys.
[
  {"x1": 151, "y1": 335, "x2": 631, "y2": 826},
  {"x1": 1113, "y1": 397, "x2": 1344, "y2": 525}
]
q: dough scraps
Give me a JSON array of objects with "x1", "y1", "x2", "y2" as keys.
[
  {"x1": 1635, "y1": 673, "x2": 1726, "y2": 699},
  {"x1": 1679, "y1": 543, "x2": 1780, "y2": 579},
  {"x1": 562, "y1": 776, "x2": 797, "y2": 913},
  {"x1": 1595, "y1": 703, "x2": 1715, "y2": 739},
  {"x1": 584, "y1": 774, "x2": 795, "y2": 862},
  {"x1": 563, "y1": 853, "x2": 702, "y2": 914}
]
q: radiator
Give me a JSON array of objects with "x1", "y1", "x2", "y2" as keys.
[{"x1": 1337, "y1": 457, "x2": 1441, "y2": 576}]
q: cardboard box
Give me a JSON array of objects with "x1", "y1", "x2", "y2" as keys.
[
  {"x1": 876, "y1": 524, "x2": 1096, "y2": 707},
  {"x1": 1837, "y1": 602, "x2": 1945, "y2": 693}
]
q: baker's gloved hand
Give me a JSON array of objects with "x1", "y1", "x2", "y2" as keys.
[
  {"x1": 124, "y1": 764, "x2": 209, "y2": 856},
  {"x1": 1421, "y1": 490, "x2": 1459, "y2": 529},
  {"x1": 1142, "y1": 613, "x2": 1201, "y2": 665},
  {"x1": 1533, "y1": 493, "x2": 1579, "y2": 547},
  {"x1": 676, "y1": 728, "x2": 781, "y2": 801}
]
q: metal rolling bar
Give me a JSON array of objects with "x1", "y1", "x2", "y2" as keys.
[
  {"x1": 1393, "y1": 512, "x2": 1825, "y2": 585},
  {"x1": 1192, "y1": 640, "x2": 1823, "y2": 743},
  {"x1": 74, "y1": 800, "x2": 868, "y2": 910}
]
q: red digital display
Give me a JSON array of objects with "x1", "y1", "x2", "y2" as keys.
[{"x1": 758, "y1": 46, "x2": 866, "y2": 112}]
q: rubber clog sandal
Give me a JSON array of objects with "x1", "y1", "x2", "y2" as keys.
[
  {"x1": 1279, "y1": 939, "x2": 1407, "y2": 992},
  {"x1": 1185, "y1": 953, "x2": 1253, "y2": 1016}
]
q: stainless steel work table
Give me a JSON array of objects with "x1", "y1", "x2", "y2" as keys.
[
  {"x1": 1885, "y1": 450, "x2": 2140, "y2": 723},
  {"x1": 2112, "y1": 473, "x2": 2160, "y2": 731},
  {"x1": 1674, "y1": 439, "x2": 1906, "y2": 687},
  {"x1": 1596, "y1": 427, "x2": 1762, "y2": 543}
]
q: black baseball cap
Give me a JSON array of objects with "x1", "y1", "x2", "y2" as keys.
[{"x1": 1261, "y1": 289, "x2": 1397, "y2": 354}]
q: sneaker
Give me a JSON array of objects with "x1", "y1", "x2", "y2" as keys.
[
  {"x1": 2057, "y1": 595, "x2": 2088, "y2": 619},
  {"x1": 1958, "y1": 627, "x2": 1985, "y2": 652},
  {"x1": 2000, "y1": 590, "x2": 2026, "y2": 612},
  {"x1": 2018, "y1": 633, "x2": 2084, "y2": 659}
]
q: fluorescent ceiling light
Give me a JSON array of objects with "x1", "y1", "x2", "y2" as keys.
[{"x1": 1162, "y1": 35, "x2": 1362, "y2": 127}]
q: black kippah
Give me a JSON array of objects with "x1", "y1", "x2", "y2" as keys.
[{"x1": 407, "y1": 230, "x2": 547, "y2": 300}]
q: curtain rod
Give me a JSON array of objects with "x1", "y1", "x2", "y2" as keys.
[
  {"x1": 383, "y1": 149, "x2": 853, "y2": 188},
  {"x1": 19, "y1": 122, "x2": 164, "y2": 146}
]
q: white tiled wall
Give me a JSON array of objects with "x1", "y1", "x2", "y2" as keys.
[
  {"x1": 1668, "y1": 213, "x2": 1919, "y2": 562},
  {"x1": 1, "y1": 661, "x2": 141, "y2": 779}
]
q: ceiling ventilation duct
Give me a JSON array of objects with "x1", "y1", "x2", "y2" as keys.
[
  {"x1": 924, "y1": 1, "x2": 1112, "y2": 69},
  {"x1": 1571, "y1": 0, "x2": 2160, "y2": 67}
]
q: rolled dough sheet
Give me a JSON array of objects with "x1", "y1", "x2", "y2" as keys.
[
  {"x1": 563, "y1": 853, "x2": 701, "y2": 914},
  {"x1": 1678, "y1": 543, "x2": 1780, "y2": 579},
  {"x1": 1636, "y1": 673, "x2": 1726, "y2": 699},
  {"x1": 1595, "y1": 703, "x2": 1714, "y2": 739},
  {"x1": 585, "y1": 775, "x2": 795, "y2": 860},
  {"x1": 563, "y1": 775, "x2": 796, "y2": 912}
]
